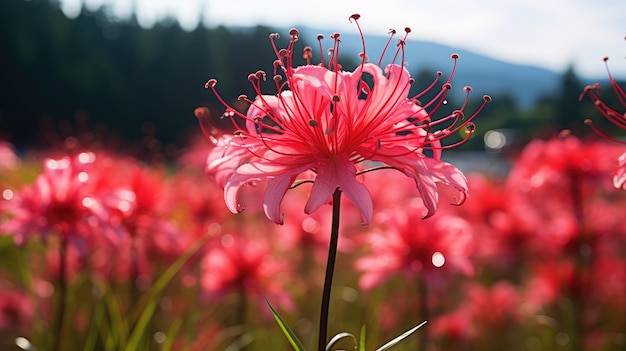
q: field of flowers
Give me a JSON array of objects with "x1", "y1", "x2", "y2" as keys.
[
  {"x1": 1, "y1": 16, "x2": 626, "y2": 351},
  {"x1": 1, "y1": 133, "x2": 625, "y2": 351}
]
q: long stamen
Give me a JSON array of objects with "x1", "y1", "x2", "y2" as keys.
[
  {"x1": 349, "y1": 14, "x2": 368, "y2": 73},
  {"x1": 193, "y1": 107, "x2": 218, "y2": 144},
  {"x1": 585, "y1": 119, "x2": 626, "y2": 145},
  {"x1": 317, "y1": 34, "x2": 325, "y2": 67},
  {"x1": 604, "y1": 56, "x2": 626, "y2": 108},
  {"x1": 378, "y1": 28, "x2": 397, "y2": 67}
]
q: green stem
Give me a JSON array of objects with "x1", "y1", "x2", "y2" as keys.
[{"x1": 318, "y1": 189, "x2": 342, "y2": 351}]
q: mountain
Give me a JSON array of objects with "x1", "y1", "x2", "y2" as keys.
[{"x1": 289, "y1": 26, "x2": 562, "y2": 107}]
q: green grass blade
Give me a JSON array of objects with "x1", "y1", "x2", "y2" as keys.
[
  {"x1": 375, "y1": 321, "x2": 427, "y2": 351},
  {"x1": 359, "y1": 325, "x2": 366, "y2": 351},
  {"x1": 265, "y1": 298, "x2": 306, "y2": 351},
  {"x1": 124, "y1": 235, "x2": 210, "y2": 351}
]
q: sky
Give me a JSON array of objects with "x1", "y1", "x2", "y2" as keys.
[{"x1": 57, "y1": 0, "x2": 626, "y2": 79}]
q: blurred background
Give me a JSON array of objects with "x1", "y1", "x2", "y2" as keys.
[
  {"x1": 1, "y1": 1, "x2": 626, "y2": 350},
  {"x1": 1, "y1": 0, "x2": 625, "y2": 162}
]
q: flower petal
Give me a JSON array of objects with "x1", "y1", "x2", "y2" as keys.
[{"x1": 304, "y1": 155, "x2": 373, "y2": 224}]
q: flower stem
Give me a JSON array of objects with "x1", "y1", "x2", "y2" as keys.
[{"x1": 318, "y1": 189, "x2": 342, "y2": 351}]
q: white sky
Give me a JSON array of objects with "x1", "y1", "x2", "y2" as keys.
[{"x1": 57, "y1": 0, "x2": 626, "y2": 79}]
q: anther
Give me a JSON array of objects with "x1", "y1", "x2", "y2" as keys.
[
  {"x1": 247, "y1": 73, "x2": 256, "y2": 81},
  {"x1": 194, "y1": 107, "x2": 210, "y2": 120},
  {"x1": 483, "y1": 95, "x2": 492, "y2": 103},
  {"x1": 358, "y1": 52, "x2": 370, "y2": 61},
  {"x1": 303, "y1": 46, "x2": 313, "y2": 60},
  {"x1": 205, "y1": 79, "x2": 217, "y2": 88},
  {"x1": 388, "y1": 29, "x2": 397, "y2": 35},
  {"x1": 350, "y1": 14, "x2": 361, "y2": 21},
  {"x1": 273, "y1": 75, "x2": 282, "y2": 82},
  {"x1": 464, "y1": 123, "x2": 476, "y2": 133},
  {"x1": 289, "y1": 28, "x2": 300, "y2": 39},
  {"x1": 255, "y1": 70, "x2": 266, "y2": 80},
  {"x1": 331, "y1": 32, "x2": 341, "y2": 39},
  {"x1": 450, "y1": 53, "x2": 459, "y2": 60},
  {"x1": 559, "y1": 129, "x2": 572, "y2": 138},
  {"x1": 584, "y1": 119, "x2": 593, "y2": 125},
  {"x1": 404, "y1": 27, "x2": 411, "y2": 33},
  {"x1": 603, "y1": 56, "x2": 609, "y2": 62},
  {"x1": 332, "y1": 95, "x2": 340, "y2": 102},
  {"x1": 463, "y1": 86, "x2": 472, "y2": 92},
  {"x1": 309, "y1": 120, "x2": 319, "y2": 127},
  {"x1": 317, "y1": 34, "x2": 324, "y2": 40},
  {"x1": 442, "y1": 83, "x2": 452, "y2": 90},
  {"x1": 238, "y1": 94, "x2": 247, "y2": 100}
]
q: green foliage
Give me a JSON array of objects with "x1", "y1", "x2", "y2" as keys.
[
  {"x1": 266, "y1": 299, "x2": 307, "y2": 351},
  {"x1": 267, "y1": 297, "x2": 426, "y2": 351}
]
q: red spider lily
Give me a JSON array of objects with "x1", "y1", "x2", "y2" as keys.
[
  {"x1": 463, "y1": 282, "x2": 522, "y2": 330},
  {"x1": 0, "y1": 288, "x2": 34, "y2": 332},
  {"x1": 200, "y1": 14, "x2": 490, "y2": 225},
  {"x1": 83, "y1": 158, "x2": 190, "y2": 283},
  {"x1": 355, "y1": 202, "x2": 474, "y2": 291},
  {"x1": 200, "y1": 233, "x2": 294, "y2": 313},
  {"x1": 580, "y1": 38, "x2": 626, "y2": 189},
  {"x1": 505, "y1": 136, "x2": 623, "y2": 253},
  {"x1": 0, "y1": 152, "x2": 123, "y2": 253}
]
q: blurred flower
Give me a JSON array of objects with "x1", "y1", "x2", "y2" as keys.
[
  {"x1": 201, "y1": 15, "x2": 490, "y2": 224},
  {"x1": 0, "y1": 152, "x2": 122, "y2": 253},
  {"x1": 466, "y1": 282, "x2": 521, "y2": 328},
  {"x1": 505, "y1": 136, "x2": 622, "y2": 253},
  {"x1": 0, "y1": 141, "x2": 19, "y2": 171},
  {"x1": 355, "y1": 202, "x2": 474, "y2": 291},
  {"x1": 200, "y1": 233, "x2": 294, "y2": 313},
  {"x1": 430, "y1": 309, "x2": 474, "y2": 342},
  {"x1": 0, "y1": 288, "x2": 34, "y2": 332}
]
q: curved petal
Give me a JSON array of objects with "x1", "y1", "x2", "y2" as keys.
[
  {"x1": 614, "y1": 151, "x2": 626, "y2": 190},
  {"x1": 369, "y1": 148, "x2": 468, "y2": 218},
  {"x1": 224, "y1": 159, "x2": 313, "y2": 217},
  {"x1": 263, "y1": 164, "x2": 312, "y2": 224},
  {"x1": 304, "y1": 155, "x2": 373, "y2": 224}
]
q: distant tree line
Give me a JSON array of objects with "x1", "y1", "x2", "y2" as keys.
[{"x1": 1, "y1": 0, "x2": 623, "y2": 156}]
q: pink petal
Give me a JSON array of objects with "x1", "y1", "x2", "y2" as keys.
[
  {"x1": 370, "y1": 149, "x2": 468, "y2": 219},
  {"x1": 225, "y1": 160, "x2": 312, "y2": 217},
  {"x1": 304, "y1": 155, "x2": 373, "y2": 224},
  {"x1": 264, "y1": 173, "x2": 297, "y2": 224},
  {"x1": 613, "y1": 152, "x2": 626, "y2": 190}
]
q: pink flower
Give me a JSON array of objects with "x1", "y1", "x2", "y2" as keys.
[
  {"x1": 581, "y1": 40, "x2": 626, "y2": 189},
  {"x1": 201, "y1": 15, "x2": 490, "y2": 224},
  {"x1": 355, "y1": 203, "x2": 474, "y2": 291},
  {"x1": 0, "y1": 288, "x2": 34, "y2": 332},
  {"x1": 0, "y1": 152, "x2": 121, "y2": 253},
  {"x1": 505, "y1": 136, "x2": 623, "y2": 253},
  {"x1": 200, "y1": 233, "x2": 294, "y2": 312}
]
